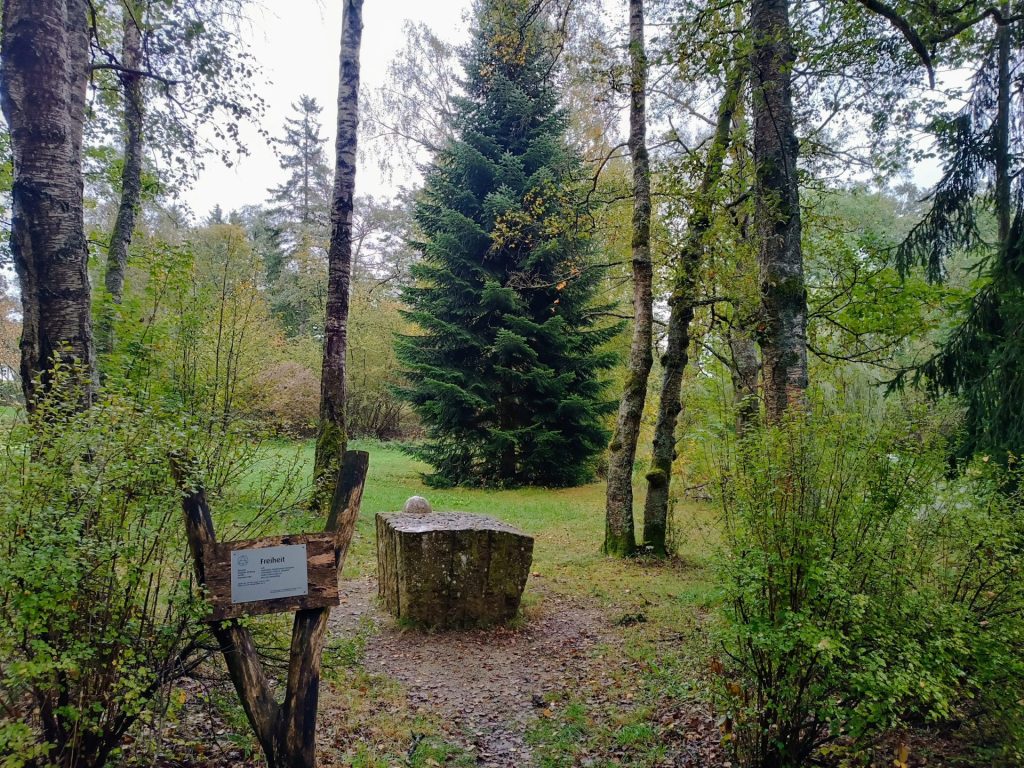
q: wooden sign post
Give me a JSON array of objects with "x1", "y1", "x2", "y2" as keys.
[
  {"x1": 177, "y1": 450, "x2": 369, "y2": 768},
  {"x1": 203, "y1": 533, "x2": 340, "y2": 621}
]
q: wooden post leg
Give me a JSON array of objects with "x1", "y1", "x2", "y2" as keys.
[
  {"x1": 276, "y1": 450, "x2": 369, "y2": 767},
  {"x1": 179, "y1": 478, "x2": 281, "y2": 762}
]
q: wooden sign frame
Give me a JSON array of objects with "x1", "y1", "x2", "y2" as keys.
[
  {"x1": 179, "y1": 449, "x2": 369, "y2": 768},
  {"x1": 202, "y1": 533, "x2": 340, "y2": 621}
]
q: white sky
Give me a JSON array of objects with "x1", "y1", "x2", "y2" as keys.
[{"x1": 183, "y1": 0, "x2": 473, "y2": 218}]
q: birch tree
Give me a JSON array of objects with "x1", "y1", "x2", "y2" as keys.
[
  {"x1": 315, "y1": 0, "x2": 365, "y2": 508},
  {"x1": 751, "y1": 0, "x2": 806, "y2": 421},
  {"x1": 98, "y1": 1, "x2": 145, "y2": 354},
  {"x1": 642, "y1": 60, "x2": 745, "y2": 555},
  {"x1": 360, "y1": 21, "x2": 459, "y2": 176},
  {"x1": 603, "y1": 0, "x2": 652, "y2": 557},
  {"x1": 92, "y1": 0, "x2": 263, "y2": 357}
]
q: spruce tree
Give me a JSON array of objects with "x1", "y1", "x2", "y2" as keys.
[
  {"x1": 265, "y1": 95, "x2": 333, "y2": 337},
  {"x1": 396, "y1": 0, "x2": 618, "y2": 488},
  {"x1": 268, "y1": 95, "x2": 333, "y2": 233},
  {"x1": 892, "y1": 16, "x2": 1024, "y2": 465}
]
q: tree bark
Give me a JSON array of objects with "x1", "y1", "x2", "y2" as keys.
[
  {"x1": 728, "y1": 328, "x2": 761, "y2": 432},
  {"x1": 641, "y1": 63, "x2": 744, "y2": 556},
  {"x1": 603, "y1": 0, "x2": 651, "y2": 558},
  {"x1": 275, "y1": 454, "x2": 368, "y2": 766},
  {"x1": 179, "y1": 451, "x2": 369, "y2": 768},
  {"x1": 751, "y1": 0, "x2": 806, "y2": 423},
  {"x1": 181, "y1": 487, "x2": 281, "y2": 763},
  {"x1": 314, "y1": 0, "x2": 364, "y2": 509},
  {"x1": 0, "y1": 0, "x2": 95, "y2": 409},
  {"x1": 99, "y1": 3, "x2": 145, "y2": 355}
]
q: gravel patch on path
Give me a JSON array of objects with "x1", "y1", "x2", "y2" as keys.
[{"x1": 327, "y1": 575, "x2": 614, "y2": 767}]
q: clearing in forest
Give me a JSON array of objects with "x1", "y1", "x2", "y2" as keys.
[{"x1": 315, "y1": 442, "x2": 725, "y2": 767}]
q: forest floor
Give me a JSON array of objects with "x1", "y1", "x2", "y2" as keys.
[{"x1": 317, "y1": 575, "x2": 724, "y2": 768}]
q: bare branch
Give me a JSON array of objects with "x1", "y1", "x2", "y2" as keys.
[
  {"x1": 851, "y1": 0, "x2": 936, "y2": 88},
  {"x1": 90, "y1": 62, "x2": 180, "y2": 89}
]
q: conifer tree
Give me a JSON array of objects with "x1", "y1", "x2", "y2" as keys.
[
  {"x1": 268, "y1": 95, "x2": 333, "y2": 234},
  {"x1": 266, "y1": 95, "x2": 333, "y2": 336},
  {"x1": 396, "y1": 0, "x2": 618, "y2": 488},
  {"x1": 886, "y1": 8, "x2": 1024, "y2": 464}
]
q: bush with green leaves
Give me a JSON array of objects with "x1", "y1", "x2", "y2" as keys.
[
  {"x1": 915, "y1": 459, "x2": 1024, "y2": 765},
  {"x1": 714, "y1": 398, "x2": 1024, "y2": 767},
  {"x1": 0, "y1": 384, "x2": 209, "y2": 768}
]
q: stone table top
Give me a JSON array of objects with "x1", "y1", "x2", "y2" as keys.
[{"x1": 377, "y1": 510, "x2": 530, "y2": 537}]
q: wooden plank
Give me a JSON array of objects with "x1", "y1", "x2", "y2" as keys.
[{"x1": 203, "y1": 533, "x2": 340, "y2": 621}]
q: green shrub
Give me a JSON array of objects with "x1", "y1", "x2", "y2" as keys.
[
  {"x1": 713, "y1": 399, "x2": 1024, "y2": 767},
  {"x1": 915, "y1": 459, "x2": 1024, "y2": 764},
  {"x1": 0, "y1": 385, "x2": 208, "y2": 768}
]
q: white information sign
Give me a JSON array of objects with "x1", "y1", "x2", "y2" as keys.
[{"x1": 231, "y1": 543, "x2": 309, "y2": 604}]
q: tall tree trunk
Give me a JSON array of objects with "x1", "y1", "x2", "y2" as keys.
[
  {"x1": 314, "y1": 0, "x2": 364, "y2": 509},
  {"x1": 603, "y1": 0, "x2": 651, "y2": 558},
  {"x1": 725, "y1": 80, "x2": 762, "y2": 435},
  {"x1": 0, "y1": 0, "x2": 94, "y2": 409},
  {"x1": 728, "y1": 328, "x2": 761, "y2": 432},
  {"x1": 751, "y1": 0, "x2": 806, "y2": 423},
  {"x1": 99, "y1": 4, "x2": 145, "y2": 355},
  {"x1": 641, "y1": 64, "x2": 744, "y2": 556}
]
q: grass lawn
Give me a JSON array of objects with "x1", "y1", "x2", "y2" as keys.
[{"x1": 0, "y1": 404, "x2": 22, "y2": 424}]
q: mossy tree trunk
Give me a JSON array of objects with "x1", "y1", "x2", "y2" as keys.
[
  {"x1": 315, "y1": 0, "x2": 364, "y2": 509},
  {"x1": 641, "y1": 62, "x2": 745, "y2": 556},
  {"x1": 724, "y1": 97, "x2": 761, "y2": 436},
  {"x1": 751, "y1": 0, "x2": 806, "y2": 423},
  {"x1": 603, "y1": 0, "x2": 652, "y2": 558},
  {"x1": 98, "y1": 2, "x2": 144, "y2": 355},
  {"x1": 728, "y1": 328, "x2": 761, "y2": 433}
]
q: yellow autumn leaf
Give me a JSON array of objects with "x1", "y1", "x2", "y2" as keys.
[{"x1": 893, "y1": 741, "x2": 910, "y2": 768}]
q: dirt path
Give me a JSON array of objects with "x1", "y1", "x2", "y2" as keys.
[{"x1": 327, "y1": 575, "x2": 617, "y2": 767}]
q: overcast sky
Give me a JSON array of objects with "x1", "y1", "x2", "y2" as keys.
[{"x1": 183, "y1": 0, "x2": 474, "y2": 219}]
